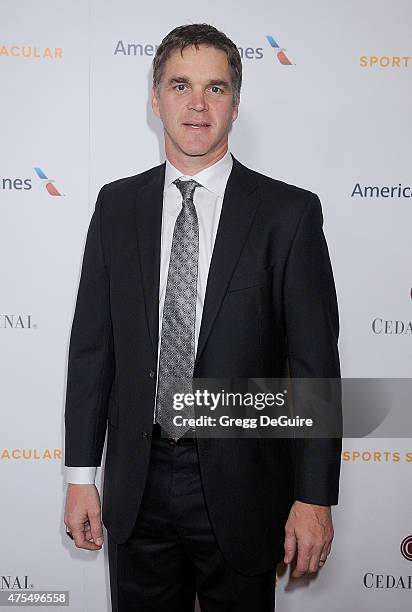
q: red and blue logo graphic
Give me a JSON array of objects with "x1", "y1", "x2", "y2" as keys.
[
  {"x1": 34, "y1": 167, "x2": 63, "y2": 196},
  {"x1": 266, "y1": 36, "x2": 293, "y2": 65}
]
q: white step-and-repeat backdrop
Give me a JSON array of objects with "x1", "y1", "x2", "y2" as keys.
[{"x1": 1, "y1": 0, "x2": 411, "y2": 610}]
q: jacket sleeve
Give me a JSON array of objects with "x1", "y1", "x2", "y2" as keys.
[
  {"x1": 64, "y1": 185, "x2": 114, "y2": 467},
  {"x1": 283, "y1": 192, "x2": 342, "y2": 505}
]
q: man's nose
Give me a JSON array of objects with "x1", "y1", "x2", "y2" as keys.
[{"x1": 188, "y1": 89, "x2": 208, "y2": 111}]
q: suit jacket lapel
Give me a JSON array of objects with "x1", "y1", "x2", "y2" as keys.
[
  {"x1": 194, "y1": 156, "x2": 260, "y2": 366},
  {"x1": 134, "y1": 163, "x2": 165, "y2": 361}
]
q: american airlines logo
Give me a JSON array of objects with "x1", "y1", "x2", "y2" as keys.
[
  {"x1": 265, "y1": 36, "x2": 294, "y2": 65},
  {"x1": 0, "y1": 168, "x2": 64, "y2": 196},
  {"x1": 114, "y1": 36, "x2": 295, "y2": 64},
  {"x1": 352, "y1": 183, "x2": 412, "y2": 198},
  {"x1": 34, "y1": 167, "x2": 64, "y2": 196}
]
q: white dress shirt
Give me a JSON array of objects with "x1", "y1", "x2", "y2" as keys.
[{"x1": 66, "y1": 150, "x2": 233, "y2": 484}]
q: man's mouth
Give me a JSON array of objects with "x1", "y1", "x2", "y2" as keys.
[{"x1": 182, "y1": 122, "x2": 211, "y2": 129}]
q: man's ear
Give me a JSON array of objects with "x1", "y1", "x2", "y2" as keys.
[
  {"x1": 151, "y1": 86, "x2": 160, "y2": 118},
  {"x1": 231, "y1": 101, "x2": 239, "y2": 123}
]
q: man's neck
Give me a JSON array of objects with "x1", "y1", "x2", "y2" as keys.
[{"x1": 165, "y1": 146, "x2": 229, "y2": 176}]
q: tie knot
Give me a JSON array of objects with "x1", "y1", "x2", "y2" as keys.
[{"x1": 173, "y1": 178, "x2": 201, "y2": 202}]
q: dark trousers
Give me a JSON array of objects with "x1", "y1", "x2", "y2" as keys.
[{"x1": 108, "y1": 432, "x2": 276, "y2": 611}]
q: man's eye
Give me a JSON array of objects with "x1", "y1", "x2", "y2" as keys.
[
  {"x1": 210, "y1": 86, "x2": 223, "y2": 94},
  {"x1": 175, "y1": 84, "x2": 187, "y2": 91}
]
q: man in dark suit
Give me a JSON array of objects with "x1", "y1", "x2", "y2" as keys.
[{"x1": 64, "y1": 23, "x2": 341, "y2": 611}]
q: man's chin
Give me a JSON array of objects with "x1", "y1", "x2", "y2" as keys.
[
  {"x1": 183, "y1": 151, "x2": 210, "y2": 158},
  {"x1": 179, "y1": 147, "x2": 211, "y2": 158},
  {"x1": 177, "y1": 136, "x2": 215, "y2": 158}
]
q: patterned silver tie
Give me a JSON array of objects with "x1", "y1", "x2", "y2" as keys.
[{"x1": 155, "y1": 178, "x2": 201, "y2": 439}]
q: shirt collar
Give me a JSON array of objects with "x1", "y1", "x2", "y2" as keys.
[{"x1": 164, "y1": 149, "x2": 233, "y2": 197}]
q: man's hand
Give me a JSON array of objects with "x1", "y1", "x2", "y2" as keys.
[
  {"x1": 64, "y1": 484, "x2": 103, "y2": 551},
  {"x1": 283, "y1": 500, "x2": 333, "y2": 577}
]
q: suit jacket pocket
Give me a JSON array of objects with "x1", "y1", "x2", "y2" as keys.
[{"x1": 227, "y1": 266, "x2": 273, "y2": 293}]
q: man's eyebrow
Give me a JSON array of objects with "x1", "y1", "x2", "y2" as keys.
[
  {"x1": 207, "y1": 79, "x2": 231, "y2": 89},
  {"x1": 168, "y1": 76, "x2": 190, "y2": 85},
  {"x1": 167, "y1": 76, "x2": 231, "y2": 89}
]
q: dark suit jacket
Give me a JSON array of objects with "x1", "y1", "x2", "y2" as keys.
[{"x1": 64, "y1": 155, "x2": 342, "y2": 576}]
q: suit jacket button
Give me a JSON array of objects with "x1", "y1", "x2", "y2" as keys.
[
  {"x1": 149, "y1": 369, "x2": 156, "y2": 379},
  {"x1": 141, "y1": 431, "x2": 150, "y2": 439}
]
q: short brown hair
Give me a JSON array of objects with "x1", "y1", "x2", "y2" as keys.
[{"x1": 152, "y1": 23, "x2": 242, "y2": 106}]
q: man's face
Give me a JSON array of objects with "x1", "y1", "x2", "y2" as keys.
[{"x1": 152, "y1": 45, "x2": 239, "y2": 164}]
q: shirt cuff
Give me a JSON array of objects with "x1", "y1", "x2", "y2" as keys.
[{"x1": 66, "y1": 467, "x2": 97, "y2": 485}]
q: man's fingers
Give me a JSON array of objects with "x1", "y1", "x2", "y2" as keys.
[
  {"x1": 291, "y1": 544, "x2": 312, "y2": 577},
  {"x1": 67, "y1": 518, "x2": 102, "y2": 549},
  {"x1": 283, "y1": 529, "x2": 297, "y2": 565},
  {"x1": 319, "y1": 542, "x2": 330, "y2": 566},
  {"x1": 71, "y1": 526, "x2": 102, "y2": 551},
  {"x1": 84, "y1": 526, "x2": 93, "y2": 542},
  {"x1": 89, "y1": 512, "x2": 104, "y2": 547},
  {"x1": 307, "y1": 545, "x2": 324, "y2": 573}
]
